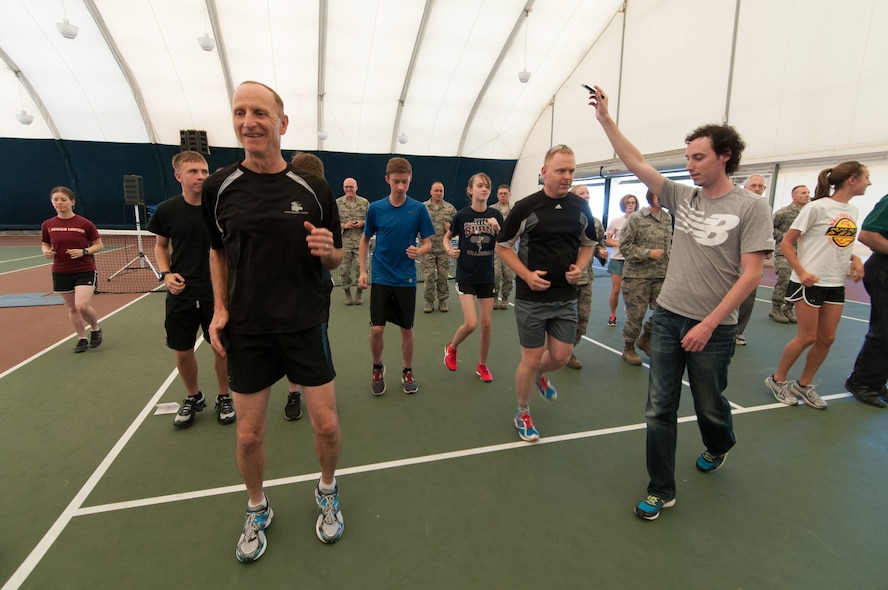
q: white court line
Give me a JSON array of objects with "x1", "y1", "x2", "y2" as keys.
[
  {"x1": 0, "y1": 254, "x2": 46, "y2": 264},
  {"x1": 2, "y1": 341, "x2": 854, "y2": 589},
  {"x1": 0, "y1": 293, "x2": 153, "y2": 380},
  {"x1": 2, "y1": 366, "x2": 181, "y2": 590},
  {"x1": 578, "y1": 334, "x2": 743, "y2": 408},
  {"x1": 0, "y1": 261, "x2": 52, "y2": 276},
  {"x1": 2, "y1": 336, "x2": 201, "y2": 590},
  {"x1": 75, "y1": 391, "x2": 852, "y2": 519},
  {"x1": 0, "y1": 293, "x2": 860, "y2": 588}
]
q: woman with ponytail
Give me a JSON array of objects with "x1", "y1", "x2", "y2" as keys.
[{"x1": 765, "y1": 161, "x2": 869, "y2": 409}]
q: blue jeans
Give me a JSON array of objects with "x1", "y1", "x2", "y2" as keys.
[{"x1": 645, "y1": 307, "x2": 737, "y2": 500}]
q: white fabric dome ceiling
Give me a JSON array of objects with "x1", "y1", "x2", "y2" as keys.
[{"x1": 0, "y1": 0, "x2": 622, "y2": 159}]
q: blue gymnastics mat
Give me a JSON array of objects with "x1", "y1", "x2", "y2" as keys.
[{"x1": 0, "y1": 292, "x2": 64, "y2": 308}]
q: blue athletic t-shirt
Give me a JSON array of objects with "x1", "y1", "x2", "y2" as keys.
[{"x1": 364, "y1": 196, "x2": 435, "y2": 287}]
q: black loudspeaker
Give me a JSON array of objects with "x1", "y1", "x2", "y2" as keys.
[
  {"x1": 179, "y1": 129, "x2": 210, "y2": 154},
  {"x1": 123, "y1": 175, "x2": 144, "y2": 206}
]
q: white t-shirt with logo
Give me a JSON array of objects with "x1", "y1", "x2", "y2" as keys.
[
  {"x1": 789, "y1": 197, "x2": 858, "y2": 287},
  {"x1": 657, "y1": 179, "x2": 774, "y2": 324}
]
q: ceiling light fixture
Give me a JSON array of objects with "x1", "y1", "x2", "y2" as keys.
[
  {"x1": 14, "y1": 72, "x2": 34, "y2": 125},
  {"x1": 56, "y1": 19, "x2": 79, "y2": 39},
  {"x1": 398, "y1": 133, "x2": 408, "y2": 145},
  {"x1": 517, "y1": 9, "x2": 531, "y2": 84},
  {"x1": 55, "y1": 2, "x2": 78, "y2": 39},
  {"x1": 197, "y1": 34, "x2": 215, "y2": 51},
  {"x1": 15, "y1": 111, "x2": 34, "y2": 125},
  {"x1": 198, "y1": 12, "x2": 215, "y2": 51}
]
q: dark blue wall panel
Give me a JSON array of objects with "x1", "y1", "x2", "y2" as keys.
[{"x1": 0, "y1": 138, "x2": 516, "y2": 230}]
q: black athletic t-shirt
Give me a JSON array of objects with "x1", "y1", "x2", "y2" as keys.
[
  {"x1": 147, "y1": 195, "x2": 212, "y2": 300},
  {"x1": 202, "y1": 162, "x2": 342, "y2": 334},
  {"x1": 497, "y1": 190, "x2": 598, "y2": 302},
  {"x1": 450, "y1": 206, "x2": 504, "y2": 284}
]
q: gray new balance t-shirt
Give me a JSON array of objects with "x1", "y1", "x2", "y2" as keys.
[{"x1": 657, "y1": 179, "x2": 774, "y2": 324}]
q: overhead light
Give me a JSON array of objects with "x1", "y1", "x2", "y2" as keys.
[
  {"x1": 14, "y1": 72, "x2": 34, "y2": 125},
  {"x1": 317, "y1": 131, "x2": 329, "y2": 140},
  {"x1": 517, "y1": 9, "x2": 531, "y2": 84},
  {"x1": 15, "y1": 110, "x2": 34, "y2": 125},
  {"x1": 55, "y1": 18, "x2": 79, "y2": 39},
  {"x1": 197, "y1": 34, "x2": 215, "y2": 52},
  {"x1": 398, "y1": 133, "x2": 408, "y2": 145}
]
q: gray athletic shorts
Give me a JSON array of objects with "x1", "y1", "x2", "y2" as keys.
[{"x1": 514, "y1": 299, "x2": 578, "y2": 349}]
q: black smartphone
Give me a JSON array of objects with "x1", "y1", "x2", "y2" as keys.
[{"x1": 581, "y1": 84, "x2": 595, "y2": 94}]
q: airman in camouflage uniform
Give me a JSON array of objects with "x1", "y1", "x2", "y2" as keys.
[
  {"x1": 565, "y1": 184, "x2": 608, "y2": 368},
  {"x1": 770, "y1": 185, "x2": 810, "y2": 323},
  {"x1": 422, "y1": 181, "x2": 457, "y2": 312},
  {"x1": 336, "y1": 178, "x2": 370, "y2": 305},
  {"x1": 619, "y1": 191, "x2": 672, "y2": 365},
  {"x1": 490, "y1": 184, "x2": 515, "y2": 309}
]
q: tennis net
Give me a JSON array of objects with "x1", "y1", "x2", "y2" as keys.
[{"x1": 95, "y1": 229, "x2": 164, "y2": 294}]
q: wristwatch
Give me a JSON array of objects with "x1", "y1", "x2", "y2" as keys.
[
  {"x1": 82, "y1": 248, "x2": 89, "y2": 257},
  {"x1": 159, "y1": 271, "x2": 170, "y2": 281}
]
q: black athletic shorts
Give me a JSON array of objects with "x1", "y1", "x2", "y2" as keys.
[
  {"x1": 225, "y1": 324, "x2": 336, "y2": 393},
  {"x1": 456, "y1": 282, "x2": 495, "y2": 299},
  {"x1": 785, "y1": 281, "x2": 845, "y2": 307},
  {"x1": 165, "y1": 297, "x2": 213, "y2": 351},
  {"x1": 52, "y1": 270, "x2": 97, "y2": 293},
  {"x1": 369, "y1": 284, "x2": 417, "y2": 329}
]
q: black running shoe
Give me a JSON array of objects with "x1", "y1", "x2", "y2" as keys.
[
  {"x1": 73, "y1": 338, "x2": 89, "y2": 353},
  {"x1": 284, "y1": 391, "x2": 303, "y2": 421},
  {"x1": 89, "y1": 328, "x2": 103, "y2": 348},
  {"x1": 174, "y1": 392, "x2": 206, "y2": 428},
  {"x1": 215, "y1": 394, "x2": 236, "y2": 424}
]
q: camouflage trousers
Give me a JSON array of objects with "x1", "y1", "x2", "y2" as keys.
[
  {"x1": 772, "y1": 255, "x2": 791, "y2": 307},
  {"x1": 422, "y1": 252, "x2": 451, "y2": 303},
  {"x1": 340, "y1": 245, "x2": 371, "y2": 290},
  {"x1": 621, "y1": 277, "x2": 663, "y2": 341},
  {"x1": 493, "y1": 254, "x2": 514, "y2": 300},
  {"x1": 340, "y1": 246, "x2": 360, "y2": 290},
  {"x1": 574, "y1": 282, "x2": 592, "y2": 346}
]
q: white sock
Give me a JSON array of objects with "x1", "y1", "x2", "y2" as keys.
[
  {"x1": 318, "y1": 478, "x2": 337, "y2": 494},
  {"x1": 247, "y1": 494, "x2": 267, "y2": 511}
]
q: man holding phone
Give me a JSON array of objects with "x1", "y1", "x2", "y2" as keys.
[{"x1": 589, "y1": 85, "x2": 773, "y2": 521}]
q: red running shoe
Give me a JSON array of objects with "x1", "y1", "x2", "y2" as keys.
[
  {"x1": 444, "y1": 342, "x2": 457, "y2": 371},
  {"x1": 475, "y1": 364, "x2": 493, "y2": 383}
]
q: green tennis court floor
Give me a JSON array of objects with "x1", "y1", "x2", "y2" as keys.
[{"x1": 2, "y1": 276, "x2": 885, "y2": 589}]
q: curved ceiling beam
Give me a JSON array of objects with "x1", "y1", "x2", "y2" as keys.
[
  {"x1": 317, "y1": 0, "x2": 328, "y2": 150},
  {"x1": 389, "y1": 0, "x2": 434, "y2": 154},
  {"x1": 206, "y1": 0, "x2": 234, "y2": 103},
  {"x1": 83, "y1": 0, "x2": 157, "y2": 143},
  {"x1": 0, "y1": 47, "x2": 60, "y2": 138},
  {"x1": 457, "y1": 0, "x2": 536, "y2": 156}
]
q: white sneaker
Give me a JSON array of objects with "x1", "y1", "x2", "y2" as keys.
[{"x1": 764, "y1": 375, "x2": 798, "y2": 406}]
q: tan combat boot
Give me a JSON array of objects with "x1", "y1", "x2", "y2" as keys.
[
  {"x1": 769, "y1": 305, "x2": 789, "y2": 324},
  {"x1": 635, "y1": 330, "x2": 652, "y2": 357},
  {"x1": 622, "y1": 341, "x2": 642, "y2": 366}
]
